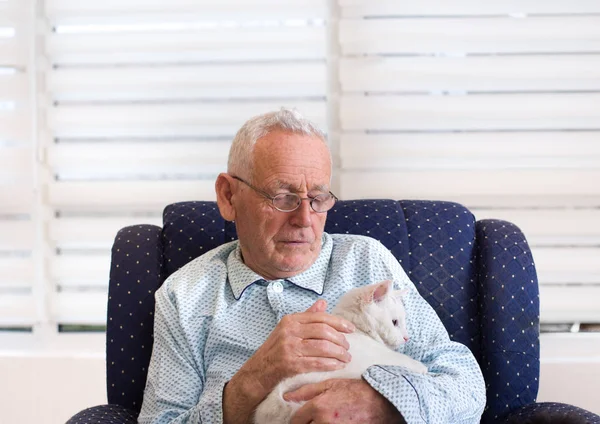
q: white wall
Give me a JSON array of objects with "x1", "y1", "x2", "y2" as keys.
[
  {"x1": 1, "y1": 333, "x2": 599, "y2": 424},
  {"x1": 0, "y1": 355, "x2": 106, "y2": 424},
  {"x1": 537, "y1": 333, "x2": 600, "y2": 414},
  {"x1": 0, "y1": 333, "x2": 106, "y2": 424}
]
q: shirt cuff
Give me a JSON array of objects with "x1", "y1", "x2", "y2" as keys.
[
  {"x1": 362, "y1": 365, "x2": 427, "y2": 424},
  {"x1": 198, "y1": 377, "x2": 228, "y2": 423}
]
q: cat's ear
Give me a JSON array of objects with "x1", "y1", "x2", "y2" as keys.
[
  {"x1": 394, "y1": 288, "x2": 409, "y2": 299},
  {"x1": 362, "y1": 280, "x2": 393, "y2": 304}
]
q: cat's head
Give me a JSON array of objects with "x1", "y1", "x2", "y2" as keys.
[{"x1": 333, "y1": 280, "x2": 410, "y2": 349}]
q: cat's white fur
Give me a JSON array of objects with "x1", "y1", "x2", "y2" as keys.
[{"x1": 253, "y1": 280, "x2": 428, "y2": 424}]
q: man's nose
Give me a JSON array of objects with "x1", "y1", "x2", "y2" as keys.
[{"x1": 290, "y1": 199, "x2": 312, "y2": 227}]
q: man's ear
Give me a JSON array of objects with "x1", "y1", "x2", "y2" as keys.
[{"x1": 215, "y1": 173, "x2": 237, "y2": 222}]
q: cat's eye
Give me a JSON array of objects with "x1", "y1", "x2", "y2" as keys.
[{"x1": 392, "y1": 319, "x2": 398, "y2": 326}]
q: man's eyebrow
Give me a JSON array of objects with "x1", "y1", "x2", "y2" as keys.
[
  {"x1": 310, "y1": 184, "x2": 329, "y2": 193},
  {"x1": 272, "y1": 181, "x2": 329, "y2": 193},
  {"x1": 273, "y1": 180, "x2": 294, "y2": 190}
]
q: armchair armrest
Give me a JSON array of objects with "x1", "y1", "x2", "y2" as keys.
[
  {"x1": 107, "y1": 224, "x2": 165, "y2": 412},
  {"x1": 502, "y1": 402, "x2": 600, "y2": 423},
  {"x1": 476, "y1": 219, "x2": 540, "y2": 422}
]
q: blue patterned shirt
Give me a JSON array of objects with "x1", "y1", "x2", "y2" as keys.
[{"x1": 139, "y1": 233, "x2": 486, "y2": 424}]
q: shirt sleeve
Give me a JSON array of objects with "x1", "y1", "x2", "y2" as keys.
[
  {"x1": 138, "y1": 281, "x2": 225, "y2": 424},
  {"x1": 362, "y1": 242, "x2": 486, "y2": 424}
]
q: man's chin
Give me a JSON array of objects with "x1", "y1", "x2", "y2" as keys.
[
  {"x1": 271, "y1": 245, "x2": 320, "y2": 273},
  {"x1": 273, "y1": 257, "x2": 316, "y2": 276}
]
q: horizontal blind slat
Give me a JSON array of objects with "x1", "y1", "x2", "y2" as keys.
[
  {"x1": 339, "y1": 17, "x2": 600, "y2": 55},
  {"x1": 340, "y1": 56, "x2": 600, "y2": 92},
  {"x1": 0, "y1": 112, "x2": 28, "y2": 142},
  {"x1": 48, "y1": 141, "x2": 229, "y2": 163},
  {"x1": 340, "y1": 94, "x2": 600, "y2": 131},
  {"x1": 0, "y1": 146, "x2": 31, "y2": 180},
  {"x1": 533, "y1": 247, "x2": 600, "y2": 284},
  {"x1": 340, "y1": 133, "x2": 600, "y2": 160},
  {"x1": 0, "y1": 222, "x2": 34, "y2": 251},
  {"x1": 342, "y1": 157, "x2": 600, "y2": 171},
  {"x1": 540, "y1": 286, "x2": 600, "y2": 324},
  {"x1": 0, "y1": 186, "x2": 33, "y2": 214},
  {"x1": 51, "y1": 218, "x2": 162, "y2": 249},
  {"x1": 0, "y1": 257, "x2": 34, "y2": 287},
  {"x1": 340, "y1": 133, "x2": 600, "y2": 170},
  {"x1": 0, "y1": 294, "x2": 36, "y2": 326},
  {"x1": 48, "y1": 48, "x2": 325, "y2": 65},
  {"x1": 49, "y1": 101, "x2": 327, "y2": 138},
  {"x1": 47, "y1": 28, "x2": 326, "y2": 64},
  {"x1": 46, "y1": 0, "x2": 326, "y2": 16},
  {"x1": 49, "y1": 180, "x2": 216, "y2": 210},
  {"x1": 340, "y1": 0, "x2": 600, "y2": 17},
  {"x1": 48, "y1": 142, "x2": 229, "y2": 176},
  {"x1": 473, "y1": 209, "x2": 600, "y2": 244},
  {"x1": 52, "y1": 291, "x2": 107, "y2": 326},
  {"x1": 48, "y1": 63, "x2": 326, "y2": 101},
  {"x1": 51, "y1": 255, "x2": 110, "y2": 288},
  {"x1": 0, "y1": 71, "x2": 27, "y2": 98},
  {"x1": 342, "y1": 171, "x2": 600, "y2": 196},
  {"x1": 340, "y1": 171, "x2": 600, "y2": 206},
  {"x1": 0, "y1": 40, "x2": 26, "y2": 65}
]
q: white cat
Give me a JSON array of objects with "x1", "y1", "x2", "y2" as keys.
[{"x1": 253, "y1": 280, "x2": 428, "y2": 424}]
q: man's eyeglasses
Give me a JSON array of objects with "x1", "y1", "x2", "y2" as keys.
[{"x1": 232, "y1": 176, "x2": 338, "y2": 213}]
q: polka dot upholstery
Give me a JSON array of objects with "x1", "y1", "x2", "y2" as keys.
[
  {"x1": 161, "y1": 202, "x2": 237, "y2": 278},
  {"x1": 66, "y1": 404, "x2": 137, "y2": 424},
  {"x1": 503, "y1": 402, "x2": 600, "y2": 424},
  {"x1": 477, "y1": 219, "x2": 541, "y2": 423},
  {"x1": 107, "y1": 225, "x2": 165, "y2": 412},
  {"x1": 66, "y1": 199, "x2": 598, "y2": 423},
  {"x1": 400, "y1": 201, "x2": 480, "y2": 356},
  {"x1": 324, "y1": 199, "x2": 410, "y2": 268}
]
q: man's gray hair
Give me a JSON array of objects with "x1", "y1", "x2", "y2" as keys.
[{"x1": 227, "y1": 108, "x2": 328, "y2": 181}]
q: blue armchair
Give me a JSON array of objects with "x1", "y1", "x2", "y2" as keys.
[{"x1": 67, "y1": 199, "x2": 599, "y2": 423}]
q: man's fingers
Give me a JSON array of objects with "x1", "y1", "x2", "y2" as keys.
[
  {"x1": 300, "y1": 339, "x2": 351, "y2": 363},
  {"x1": 301, "y1": 323, "x2": 350, "y2": 350},
  {"x1": 297, "y1": 311, "x2": 355, "y2": 334},
  {"x1": 306, "y1": 299, "x2": 327, "y2": 313},
  {"x1": 303, "y1": 357, "x2": 348, "y2": 374},
  {"x1": 302, "y1": 300, "x2": 355, "y2": 334},
  {"x1": 290, "y1": 398, "x2": 317, "y2": 424},
  {"x1": 284, "y1": 381, "x2": 328, "y2": 403}
]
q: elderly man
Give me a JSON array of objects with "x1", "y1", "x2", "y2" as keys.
[{"x1": 139, "y1": 109, "x2": 486, "y2": 423}]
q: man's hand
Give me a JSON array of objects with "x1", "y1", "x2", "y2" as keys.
[
  {"x1": 284, "y1": 379, "x2": 406, "y2": 424},
  {"x1": 223, "y1": 299, "x2": 356, "y2": 424},
  {"x1": 242, "y1": 299, "x2": 355, "y2": 390}
]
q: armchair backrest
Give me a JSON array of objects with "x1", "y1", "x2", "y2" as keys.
[{"x1": 107, "y1": 199, "x2": 539, "y2": 423}]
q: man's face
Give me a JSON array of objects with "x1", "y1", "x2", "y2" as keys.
[{"x1": 232, "y1": 130, "x2": 332, "y2": 280}]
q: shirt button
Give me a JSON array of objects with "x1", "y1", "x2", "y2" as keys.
[{"x1": 272, "y1": 281, "x2": 284, "y2": 293}]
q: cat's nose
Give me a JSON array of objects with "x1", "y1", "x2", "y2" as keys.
[{"x1": 403, "y1": 336, "x2": 410, "y2": 342}]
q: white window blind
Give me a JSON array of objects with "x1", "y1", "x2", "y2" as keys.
[
  {"x1": 0, "y1": 0, "x2": 36, "y2": 329},
  {"x1": 2, "y1": 0, "x2": 599, "y2": 334},
  {"x1": 337, "y1": 0, "x2": 600, "y2": 325},
  {"x1": 43, "y1": 0, "x2": 328, "y2": 326}
]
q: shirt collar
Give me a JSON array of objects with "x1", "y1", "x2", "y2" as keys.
[{"x1": 227, "y1": 233, "x2": 332, "y2": 300}]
